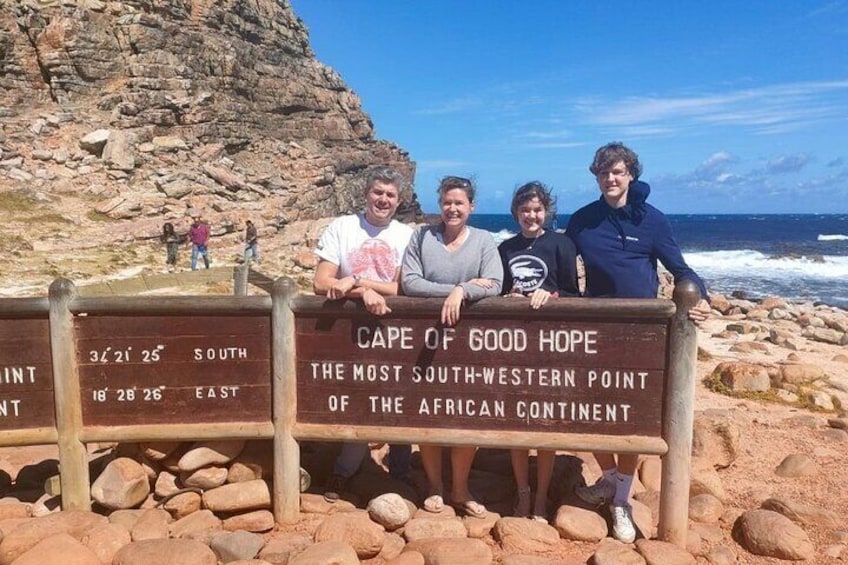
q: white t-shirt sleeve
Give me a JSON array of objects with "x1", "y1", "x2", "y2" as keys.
[{"x1": 314, "y1": 218, "x2": 342, "y2": 266}]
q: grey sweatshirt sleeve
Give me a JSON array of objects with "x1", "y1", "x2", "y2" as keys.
[
  {"x1": 458, "y1": 231, "x2": 503, "y2": 301},
  {"x1": 401, "y1": 228, "x2": 457, "y2": 297}
]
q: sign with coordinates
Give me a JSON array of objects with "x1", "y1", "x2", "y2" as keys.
[
  {"x1": 0, "y1": 318, "x2": 55, "y2": 430},
  {"x1": 296, "y1": 314, "x2": 669, "y2": 437},
  {"x1": 76, "y1": 315, "x2": 271, "y2": 426}
]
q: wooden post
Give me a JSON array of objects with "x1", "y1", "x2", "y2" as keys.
[
  {"x1": 234, "y1": 265, "x2": 249, "y2": 296},
  {"x1": 658, "y1": 280, "x2": 701, "y2": 546},
  {"x1": 48, "y1": 278, "x2": 91, "y2": 510},
  {"x1": 272, "y1": 277, "x2": 299, "y2": 523}
]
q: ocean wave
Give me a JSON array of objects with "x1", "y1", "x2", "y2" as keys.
[
  {"x1": 818, "y1": 234, "x2": 848, "y2": 241},
  {"x1": 490, "y1": 228, "x2": 516, "y2": 245},
  {"x1": 683, "y1": 249, "x2": 848, "y2": 278}
]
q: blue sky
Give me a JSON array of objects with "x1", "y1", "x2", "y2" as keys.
[{"x1": 290, "y1": 1, "x2": 848, "y2": 215}]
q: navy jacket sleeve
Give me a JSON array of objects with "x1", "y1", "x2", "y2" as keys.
[{"x1": 652, "y1": 214, "x2": 709, "y2": 299}]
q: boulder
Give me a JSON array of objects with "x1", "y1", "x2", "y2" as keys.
[
  {"x1": 634, "y1": 539, "x2": 695, "y2": 565},
  {"x1": 779, "y1": 363, "x2": 825, "y2": 384},
  {"x1": 735, "y1": 509, "x2": 814, "y2": 560},
  {"x1": 405, "y1": 537, "x2": 493, "y2": 565},
  {"x1": 692, "y1": 413, "x2": 741, "y2": 468},
  {"x1": 712, "y1": 362, "x2": 769, "y2": 392},
  {"x1": 258, "y1": 533, "x2": 312, "y2": 563},
  {"x1": 368, "y1": 493, "x2": 411, "y2": 531},
  {"x1": 590, "y1": 537, "x2": 646, "y2": 565},
  {"x1": 313, "y1": 512, "x2": 386, "y2": 559},
  {"x1": 90, "y1": 458, "x2": 150, "y2": 510},
  {"x1": 0, "y1": 510, "x2": 107, "y2": 565},
  {"x1": 202, "y1": 480, "x2": 271, "y2": 512},
  {"x1": 493, "y1": 516, "x2": 560, "y2": 553},
  {"x1": 553, "y1": 504, "x2": 607, "y2": 541},
  {"x1": 761, "y1": 497, "x2": 839, "y2": 528},
  {"x1": 774, "y1": 454, "x2": 817, "y2": 478},
  {"x1": 688, "y1": 494, "x2": 724, "y2": 523},
  {"x1": 178, "y1": 441, "x2": 245, "y2": 471},
  {"x1": 209, "y1": 531, "x2": 265, "y2": 563},
  {"x1": 82, "y1": 522, "x2": 131, "y2": 563},
  {"x1": 131, "y1": 509, "x2": 171, "y2": 541},
  {"x1": 222, "y1": 510, "x2": 276, "y2": 532},
  {"x1": 113, "y1": 539, "x2": 217, "y2": 565},
  {"x1": 288, "y1": 540, "x2": 359, "y2": 565},
  {"x1": 403, "y1": 517, "x2": 467, "y2": 542},
  {"x1": 11, "y1": 533, "x2": 100, "y2": 565}
]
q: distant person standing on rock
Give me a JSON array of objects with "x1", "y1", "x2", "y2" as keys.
[
  {"x1": 566, "y1": 141, "x2": 710, "y2": 543},
  {"x1": 162, "y1": 222, "x2": 180, "y2": 272},
  {"x1": 189, "y1": 216, "x2": 211, "y2": 270},
  {"x1": 313, "y1": 165, "x2": 414, "y2": 501},
  {"x1": 244, "y1": 220, "x2": 259, "y2": 264}
]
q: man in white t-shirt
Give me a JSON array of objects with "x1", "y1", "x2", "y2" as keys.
[{"x1": 312, "y1": 166, "x2": 414, "y2": 501}]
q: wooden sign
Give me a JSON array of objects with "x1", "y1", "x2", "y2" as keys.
[
  {"x1": 75, "y1": 315, "x2": 272, "y2": 426},
  {"x1": 0, "y1": 318, "x2": 55, "y2": 430},
  {"x1": 295, "y1": 305, "x2": 669, "y2": 437}
]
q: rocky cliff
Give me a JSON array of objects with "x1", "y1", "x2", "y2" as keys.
[{"x1": 0, "y1": 0, "x2": 421, "y2": 291}]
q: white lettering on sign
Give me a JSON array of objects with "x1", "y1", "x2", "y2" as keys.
[
  {"x1": 369, "y1": 395, "x2": 404, "y2": 414},
  {"x1": 328, "y1": 394, "x2": 350, "y2": 412},
  {"x1": 423, "y1": 327, "x2": 455, "y2": 350},
  {"x1": 355, "y1": 326, "x2": 413, "y2": 349},
  {"x1": 538, "y1": 329, "x2": 598, "y2": 353},
  {"x1": 515, "y1": 400, "x2": 631, "y2": 423},
  {"x1": 352, "y1": 364, "x2": 403, "y2": 383},
  {"x1": 89, "y1": 346, "x2": 167, "y2": 364},
  {"x1": 193, "y1": 347, "x2": 248, "y2": 361},
  {"x1": 587, "y1": 370, "x2": 648, "y2": 389},
  {"x1": 195, "y1": 386, "x2": 240, "y2": 399},
  {"x1": 417, "y1": 397, "x2": 506, "y2": 417},
  {"x1": 0, "y1": 366, "x2": 37, "y2": 384},
  {"x1": 310, "y1": 362, "x2": 345, "y2": 380},
  {"x1": 410, "y1": 365, "x2": 577, "y2": 387},
  {"x1": 0, "y1": 399, "x2": 22, "y2": 417},
  {"x1": 468, "y1": 328, "x2": 527, "y2": 352}
]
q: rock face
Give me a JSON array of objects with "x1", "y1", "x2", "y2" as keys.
[{"x1": 0, "y1": 0, "x2": 421, "y2": 288}]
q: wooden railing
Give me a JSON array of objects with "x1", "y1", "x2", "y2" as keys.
[{"x1": 0, "y1": 277, "x2": 699, "y2": 547}]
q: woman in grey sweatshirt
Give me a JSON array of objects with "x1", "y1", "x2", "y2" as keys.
[{"x1": 401, "y1": 175, "x2": 503, "y2": 518}]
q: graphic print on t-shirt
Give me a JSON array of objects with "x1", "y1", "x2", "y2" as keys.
[
  {"x1": 349, "y1": 238, "x2": 397, "y2": 282},
  {"x1": 508, "y1": 254, "x2": 548, "y2": 293}
]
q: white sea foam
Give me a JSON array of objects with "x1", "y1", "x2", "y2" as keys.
[
  {"x1": 684, "y1": 249, "x2": 848, "y2": 278},
  {"x1": 490, "y1": 228, "x2": 516, "y2": 245},
  {"x1": 818, "y1": 234, "x2": 848, "y2": 241}
]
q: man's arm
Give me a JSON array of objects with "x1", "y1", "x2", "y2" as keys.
[{"x1": 313, "y1": 260, "x2": 398, "y2": 297}]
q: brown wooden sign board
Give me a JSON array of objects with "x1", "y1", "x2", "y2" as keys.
[
  {"x1": 296, "y1": 314, "x2": 669, "y2": 437},
  {"x1": 75, "y1": 315, "x2": 272, "y2": 426},
  {"x1": 0, "y1": 319, "x2": 55, "y2": 431}
]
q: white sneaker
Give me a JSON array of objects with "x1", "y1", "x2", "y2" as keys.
[
  {"x1": 610, "y1": 503, "x2": 636, "y2": 543},
  {"x1": 575, "y1": 478, "x2": 615, "y2": 506}
]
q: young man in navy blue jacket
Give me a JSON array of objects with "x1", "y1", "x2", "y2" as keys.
[{"x1": 566, "y1": 142, "x2": 710, "y2": 543}]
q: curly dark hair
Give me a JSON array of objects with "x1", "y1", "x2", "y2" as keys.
[{"x1": 589, "y1": 142, "x2": 642, "y2": 179}]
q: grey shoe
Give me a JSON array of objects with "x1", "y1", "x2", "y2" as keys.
[
  {"x1": 575, "y1": 478, "x2": 615, "y2": 507},
  {"x1": 610, "y1": 503, "x2": 637, "y2": 543},
  {"x1": 323, "y1": 474, "x2": 348, "y2": 502}
]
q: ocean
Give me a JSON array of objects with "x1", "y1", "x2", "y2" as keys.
[{"x1": 468, "y1": 214, "x2": 848, "y2": 309}]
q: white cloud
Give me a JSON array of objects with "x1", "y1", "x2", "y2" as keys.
[
  {"x1": 578, "y1": 80, "x2": 848, "y2": 137},
  {"x1": 414, "y1": 96, "x2": 483, "y2": 116},
  {"x1": 766, "y1": 154, "x2": 811, "y2": 174}
]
